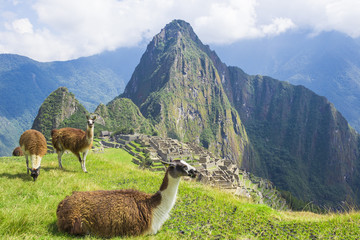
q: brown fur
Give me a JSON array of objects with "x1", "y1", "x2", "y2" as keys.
[
  {"x1": 57, "y1": 189, "x2": 162, "y2": 237},
  {"x1": 12, "y1": 146, "x2": 24, "y2": 156},
  {"x1": 160, "y1": 172, "x2": 169, "y2": 191},
  {"x1": 51, "y1": 128, "x2": 92, "y2": 154},
  {"x1": 19, "y1": 130, "x2": 47, "y2": 157}
]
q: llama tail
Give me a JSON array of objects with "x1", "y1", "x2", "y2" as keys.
[{"x1": 51, "y1": 129, "x2": 60, "y2": 151}]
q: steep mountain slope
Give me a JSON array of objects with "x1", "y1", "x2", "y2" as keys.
[
  {"x1": 121, "y1": 20, "x2": 250, "y2": 163},
  {"x1": 223, "y1": 67, "x2": 360, "y2": 206},
  {"x1": 94, "y1": 97, "x2": 154, "y2": 135},
  {"x1": 0, "y1": 48, "x2": 141, "y2": 156},
  {"x1": 31, "y1": 87, "x2": 89, "y2": 139},
  {"x1": 271, "y1": 32, "x2": 360, "y2": 133},
  {"x1": 214, "y1": 31, "x2": 360, "y2": 132}
]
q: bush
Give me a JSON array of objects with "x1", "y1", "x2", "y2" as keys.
[
  {"x1": 113, "y1": 127, "x2": 135, "y2": 135},
  {"x1": 200, "y1": 128, "x2": 214, "y2": 149}
]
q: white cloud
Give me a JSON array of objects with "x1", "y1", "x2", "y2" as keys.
[
  {"x1": 193, "y1": 0, "x2": 260, "y2": 43},
  {"x1": 325, "y1": 0, "x2": 360, "y2": 38},
  {"x1": 261, "y1": 18, "x2": 296, "y2": 36},
  {"x1": 256, "y1": 0, "x2": 360, "y2": 37},
  {"x1": 8, "y1": 18, "x2": 34, "y2": 34},
  {"x1": 0, "y1": 0, "x2": 359, "y2": 61}
]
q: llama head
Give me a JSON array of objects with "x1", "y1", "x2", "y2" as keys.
[
  {"x1": 28, "y1": 167, "x2": 40, "y2": 181},
  {"x1": 162, "y1": 160, "x2": 198, "y2": 179},
  {"x1": 86, "y1": 115, "x2": 97, "y2": 128}
]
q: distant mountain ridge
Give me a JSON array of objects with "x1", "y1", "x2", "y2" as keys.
[
  {"x1": 0, "y1": 48, "x2": 141, "y2": 156},
  {"x1": 214, "y1": 31, "x2": 360, "y2": 133}
]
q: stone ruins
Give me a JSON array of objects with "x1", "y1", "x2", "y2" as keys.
[{"x1": 99, "y1": 134, "x2": 288, "y2": 210}]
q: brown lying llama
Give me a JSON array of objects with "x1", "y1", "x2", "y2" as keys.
[
  {"x1": 51, "y1": 115, "x2": 96, "y2": 173},
  {"x1": 19, "y1": 129, "x2": 47, "y2": 181},
  {"x1": 56, "y1": 160, "x2": 198, "y2": 237},
  {"x1": 12, "y1": 146, "x2": 24, "y2": 156}
]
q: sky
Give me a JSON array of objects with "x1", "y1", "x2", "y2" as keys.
[{"x1": 0, "y1": 0, "x2": 359, "y2": 62}]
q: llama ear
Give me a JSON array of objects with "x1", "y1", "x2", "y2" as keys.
[
  {"x1": 86, "y1": 115, "x2": 90, "y2": 120},
  {"x1": 160, "y1": 160, "x2": 172, "y2": 167},
  {"x1": 92, "y1": 115, "x2": 97, "y2": 120}
]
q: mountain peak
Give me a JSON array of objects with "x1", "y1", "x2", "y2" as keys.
[
  {"x1": 165, "y1": 19, "x2": 193, "y2": 31},
  {"x1": 148, "y1": 19, "x2": 202, "y2": 52},
  {"x1": 161, "y1": 19, "x2": 195, "y2": 38},
  {"x1": 122, "y1": 19, "x2": 222, "y2": 106},
  {"x1": 32, "y1": 87, "x2": 88, "y2": 139}
]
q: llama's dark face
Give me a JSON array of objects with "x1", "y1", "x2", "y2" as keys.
[
  {"x1": 168, "y1": 160, "x2": 198, "y2": 179},
  {"x1": 86, "y1": 115, "x2": 97, "y2": 128},
  {"x1": 29, "y1": 167, "x2": 40, "y2": 181}
]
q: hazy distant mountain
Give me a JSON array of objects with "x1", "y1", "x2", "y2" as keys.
[
  {"x1": 0, "y1": 48, "x2": 142, "y2": 156},
  {"x1": 214, "y1": 30, "x2": 360, "y2": 132}
]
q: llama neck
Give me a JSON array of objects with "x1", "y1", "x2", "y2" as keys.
[
  {"x1": 31, "y1": 155, "x2": 42, "y2": 169},
  {"x1": 149, "y1": 172, "x2": 181, "y2": 234},
  {"x1": 159, "y1": 173, "x2": 181, "y2": 208},
  {"x1": 86, "y1": 126, "x2": 94, "y2": 140}
]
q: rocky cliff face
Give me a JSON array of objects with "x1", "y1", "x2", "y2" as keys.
[
  {"x1": 121, "y1": 20, "x2": 249, "y2": 163},
  {"x1": 32, "y1": 87, "x2": 88, "y2": 139},
  {"x1": 223, "y1": 67, "x2": 360, "y2": 206}
]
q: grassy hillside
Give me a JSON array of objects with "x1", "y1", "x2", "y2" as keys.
[{"x1": 1, "y1": 148, "x2": 360, "y2": 239}]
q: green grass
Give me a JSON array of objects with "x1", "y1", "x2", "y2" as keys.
[
  {"x1": 130, "y1": 141, "x2": 144, "y2": 149},
  {"x1": 1, "y1": 149, "x2": 360, "y2": 239}
]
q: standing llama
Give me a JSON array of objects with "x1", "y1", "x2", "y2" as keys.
[
  {"x1": 56, "y1": 160, "x2": 198, "y2": 237},
  {"x1": 51, "y1": 115, "x2": 96, "y2": 173},
  {"x1": 19, "y1": 129, "x2": 47, "y2": 181}
]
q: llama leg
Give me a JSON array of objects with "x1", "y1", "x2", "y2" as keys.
[
  {"x1": 82, "y1": 150, "x2": 89, "y2": 173},
  {"x1": 75, "y1": 152, "x2": 87, "y2": 173},
  {"x1": 26, "y1": 155, "x2": 29, "y2": 174},
  {"x1": 58, "y1": 151, "x2": 64, "y2": 168}
]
